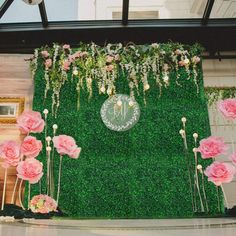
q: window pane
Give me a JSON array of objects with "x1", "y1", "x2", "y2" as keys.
[{"x1": 210, "y1": 0, "x2": 236, "y2": 18}]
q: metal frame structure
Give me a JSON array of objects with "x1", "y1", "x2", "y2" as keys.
[{"x1": 0, "y1": 0, "x2": 236, "y2": 56}]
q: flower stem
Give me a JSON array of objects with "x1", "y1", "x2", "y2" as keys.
[
  {"x1": 47, "y1": 150, "x2": 51, "y2": 195},
  {"x1": 201, "y1": 172, "x2": 209, "y2": 212},
  {"x1": 11, "y1": 177, "x2": 19, "y2": 204},
  {"x1": 50, "y1": 143, "x2": 55, "y2": 198},
  {"x1": 1, "y1": 168, "x2": 8, "y2": 210},
  {"x1": 221, "y1": 184, "x2": 229, "y2": 209},
  {"x1": 18, "y1": 179, "x2": 25, "y2": 210},
  {"x1": 56, "y1": 155, "x2": 63, "y2": 205},
  {"x1": 216, "y1": 186, "x2": 221, "y2": 212},
  {"x1": 28, "y1": 183, "x2": 31, "y2": 209}
]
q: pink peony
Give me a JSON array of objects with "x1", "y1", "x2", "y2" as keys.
[
  {"x1": 204, "y1": 161, "x2": 236, "y2": 186},
  {"x1": 17, "y1": 110, "x2": 45, "y2": 134},
  {"x1": 0, "y1": 140, "x2": 21, "y2": 168},
  {"x1": 41, "y1": 50, "x2": 49, "y2": 58},
  {"x1": 21, "y1": 136, "x2": 42, "y2": 158},
  {"x1": 63, "y1": 44, "x2": 70, "y2": 50},
  {"x1": 230, "y1": 151, "x2": 236, "y2": 164},
  {"x1": 69, "y1": 147, "x2": 82, "y2": 159},
  {"x1": 62, "y1": 60, "x2": 71, "y2": 71},
  {"x1": 218, "y1": 99, "x2": 236, "y2": 120},
  {"x1": 53, "y1": 135, "x2": 78, "y2": 157},
  {"x1": 198, "y1": 136, "x2": 228, "y2": 159},
  {"x1": 45, "y1": 59, "x2": 52, "y2": 69},
  {"x1": 30, "y1": 194, "x2": 57, "y2": 214},
  {"x1": 17, "y1": 158, "x2": 43, "y2": 184}
]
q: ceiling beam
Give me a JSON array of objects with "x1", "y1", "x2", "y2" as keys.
[
  {"x1": 122, "y1": 0, "x2": 129, "y2": 25},
  {"x1": 0, "y1": 0, "x2": 14, "y2": 19},
  {"x1": 202, "y1": 0, "x2": 215, "y2": 25},
  {"x1": 0, "y1": 19, "x2": 236, "y2": 53},
  {"x1": 38, "y1": 0, "x2": 48, "y2": 27}
]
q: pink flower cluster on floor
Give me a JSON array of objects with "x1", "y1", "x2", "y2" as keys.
[
  {"x1": 53, "y1": 135, "x2": 81, "y2": 159},
  {"x1": 30, "y1": 194, "x2": 58, "y2": 214}
]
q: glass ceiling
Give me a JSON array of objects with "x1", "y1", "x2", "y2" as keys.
[{"x1": 0, "y1": 0, "x2": 235, "y2": 24}]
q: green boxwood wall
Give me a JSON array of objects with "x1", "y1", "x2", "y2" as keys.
[{"x1": 31, "y1": 52, "x2": 222, "y2": 218}]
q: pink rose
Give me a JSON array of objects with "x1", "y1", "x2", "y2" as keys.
[
  {"x1": 17, "y1": 158, "x2": 43, "y2": 184},
  {"x1": 63, "y1": 44, "x2": 70, "y2": 50},
  {"x1": 106, "y1": 55, "x2": 114, "y2": 63},
  {"x1": 114, "y1": 54, "x2": 120, "y2": 61},
  {"x1": 41, "y1": 50, "x2": 49, "y2": 58},
  {"x1": 192, "y1": 56, "x2": 200, "y2": 64},
  {"x1": 21, "y1": 136, "x2": 42, "y2": 158},
  {"x1": 45, "y1": 59, "x2": 52, "y2": 69},
  {"x1": 175, "y1": 49, "x2": 182, "y2": 55},
  {"x1": 69, "y1": 147, "x2": 81, "y2": 159},
  {"x1": 62, "y1": 60, "x2": 71, "y2": 71},
  {"x1": 0, "y1": 140, "x2": 21, "y2": 168},
  {"x1": 230, "y1": 151, "x2": 236, "y2": 164},
  {"x1": 53, "y1": 135, "x2": 77, "y2": 156},
  {"x1": 198, "y1": 136, "x2": 228, "y2": 159},
  {"x1": 204, "y1": 161, "x2": 236, "y2": 186},
  {"x1": 218, "y1": 99, "x2": 236, "y2": 120},
  {"x1": 30, "y1": 194, "x2": 57, "y2": 213},
  {"x1": 105, "y1": 64, "x2": 114, "y2": 72},
  {"x1": 17, "y1": 111, "x2": 45, "y2": 134},
  {"x1": 73, "y1": 51, "x2": 82, "y2": 58}
]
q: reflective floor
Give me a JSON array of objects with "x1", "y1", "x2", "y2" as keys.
[{"x1": 1, "y1": 218, "x2": 236, "y2": 236}]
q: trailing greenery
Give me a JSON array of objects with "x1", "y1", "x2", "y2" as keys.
[
  {"x1": 30, "y1": 43, "x2": 223, "y2": 218},
  {"x1": 205, "y1": 87, "x2": 236, "y2": 106}
]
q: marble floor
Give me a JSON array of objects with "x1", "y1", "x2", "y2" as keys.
[{"x1": 1, "y1": 218, "x2": 236, "y2": 236}]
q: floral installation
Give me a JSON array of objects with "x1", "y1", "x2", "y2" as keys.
[
  {"x1": 29, "y1": 194, "x2": 57, "y2": 214},
  {"x1": 30, "y1": 42, "x2": 203, "y2": 115},
  {"x1": 0, "y1": 109, "x2": 81, "y2": 218}
]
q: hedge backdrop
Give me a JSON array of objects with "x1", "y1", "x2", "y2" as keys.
[{"x1": 30, "y1": 44, "x2": 223, "y2": 218}]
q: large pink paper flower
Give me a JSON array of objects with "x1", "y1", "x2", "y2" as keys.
[
  {"x1": 21, "y1": 136, "x2": 42, "y2": 158},
  {"x1": 198, "y1": 136, "x2": 228, "y2": 159},
  {"x1": 218, "y1": 99, "x2": 236, "y2": 120},
  {"x1": 69, "y1": 147, "x2": 82, "y2": 159},
  {"x1": 204, "y1": 161, "x2": 236, "y2": 186},
  {"x1": 230, "y1": 151, "x2": 236, "y2": 165},
  {"x1": 30, "y1": 194, "x2": 57, "y2": 214},
  {"x1": 0, "y1": 140, "x2": 21, "y2": 168},
  {"x1": 17, "y1": 110, "x2": 45, "y2": 134},
  {"x1": 53, "y1": 135, "x2": 77, "y2": 156},
  {"x1": 17, "y1": 159, "x2": 43, "y2": 184}
]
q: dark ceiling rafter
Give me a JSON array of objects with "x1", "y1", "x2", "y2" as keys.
[
  {"x1": 0, "y1": 0, "x2": 14, "y2": 19},
  {"x1": 38, "y1": 0, "x2": 48, "y2": 28},
  {"x1": 0, "y1": 19, "x2": 236, "y2": 54},
  {"x1": 122, "y1": 0, "x2": 129, "y2": 25},
  {"x1": 202, "y1": 0, "x2": 215, "y2": 25}
]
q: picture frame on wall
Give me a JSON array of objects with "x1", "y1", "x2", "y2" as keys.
[{"x1": 0, "y1": 97, "x2": 25, "y2": 124}]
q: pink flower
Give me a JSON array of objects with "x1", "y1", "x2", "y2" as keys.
[
  {"x1": 41, "y1": 50, "x2": 49, "y2": 58},
  {"x1": 0, "y1": 140, "x2": 21, "y2": 168},
  {"x1": 198, "y1": 136, "x2": 228, "y2": 159},
  {"x1": 30, "y1": 194, "x2": 57, "y2": 214},
  {"x1": 45, "y1": 59, "x2": 52, "y2": 69},
  {"x1": 63, "y1": 44, "x2": 70, "y2": 50},
  {"x1": 192, "y1": 56, "x2": 200, "y2": 64},
  {"x1": 218, "y1": 99, "x2": 236, "y2": 120},
  {"x1": 17, "y1": 111, "x2": 45, "y2": 134},
  {"x1": 53, "y1": 135, "x2": 77, "y2": 156},
  {"x1": 21, "y1": 136, "x2": 42, "y2": 158},
  {"x1": 62, "y1": 60, "x2": 71, "y2": 71},
  {"x1": 17, "y1": 158, "x2": 43, "y2": 184},
  {"x1": 105, "y1": 64, "x2": 114, "y2": 72},
  {"x1": 175, "y1": 49, "x2": 182, "y2": 55},
  {"x1": 114, "y1": 54, "x2": 120, "y2": 61},
  {"x1": 230, "y1": 151, "x2": 236, "y2": 164},
  {"x1": 106, "y1": 55, "x2": 114, "y2": 63},
  {"x1": 204, "y1": 161, "x2": 236, "y2": 186},
  {"x1": 69, "y1": 147, "x2": 81, "y2": 159}
]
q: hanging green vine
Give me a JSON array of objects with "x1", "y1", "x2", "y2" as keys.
[
  {"x1": 204, "y1": 87, "x2": 236, "y2": 106},
  {"x1": 30, "y1": 42, "x2": 204, "y2": 115}
]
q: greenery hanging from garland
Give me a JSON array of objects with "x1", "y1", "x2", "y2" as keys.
[
  {"x1": 30, "y1": 42, "x2": 203, "y2": 115},
  {"x1": 204, "y1": 87, "x2": 236, "y2": 106}
]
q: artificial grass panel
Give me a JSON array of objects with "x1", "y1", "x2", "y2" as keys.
[{"x1": 31, "y1": 62, "x2": 223, "y2": 218}]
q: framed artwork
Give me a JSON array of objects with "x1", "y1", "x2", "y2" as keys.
[{"x1": 0, "y1": 97, "x2": 25, "y2": 124}]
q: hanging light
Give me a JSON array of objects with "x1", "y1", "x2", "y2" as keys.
[{"x1": 22, "y1": 0, "x2": 43, "y2": 5}]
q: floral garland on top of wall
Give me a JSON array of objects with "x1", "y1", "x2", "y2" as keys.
[{"x1": 30, "y1": 42, "x2": 203, "y2": 115}]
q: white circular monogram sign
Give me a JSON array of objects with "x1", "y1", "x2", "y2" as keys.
[{"x1": 101, "y1": 94, "x2": 140, "y2": 132}]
